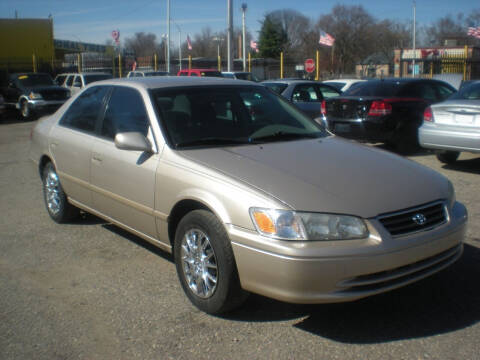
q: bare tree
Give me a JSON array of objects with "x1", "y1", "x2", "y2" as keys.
[
  {"x1": 124, "y1": 32, "x2": 160, "y2": 57},
  {"x1": 424, "y1": 10, "x2": 480, "y2": 46},
  {"x1": 317, "y1": 5, "x2": 376, "y2": 74}
]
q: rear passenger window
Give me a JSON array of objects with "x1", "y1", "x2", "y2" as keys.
[
  {"x1": 101, "y1": 87, "x2": 150, "y2": 140},
  {"x1": 59, "y1": 86, "x2": 110, "y2": 133},
  {"x1": 65, "y1": 76, "x2": 74, "y2": 87}
]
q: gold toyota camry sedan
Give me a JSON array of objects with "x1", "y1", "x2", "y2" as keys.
[{"x1": 30, "y1": 77, "x2": 467, "y2": 314}]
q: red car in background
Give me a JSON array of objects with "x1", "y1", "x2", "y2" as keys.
[{"x1": 177, "y1": 68, "x2": 222, "y2": 77}]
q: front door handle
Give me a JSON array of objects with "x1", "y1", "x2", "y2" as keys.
[{"x1": 92, "y1": 152, "x2": 103, "y2": 162}]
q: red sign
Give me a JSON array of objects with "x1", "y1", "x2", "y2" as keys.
[{"x1": 305, "y1": 58, "x2": 315, "y2": 73}]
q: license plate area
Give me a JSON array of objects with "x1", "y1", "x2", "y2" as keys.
[
  {"x1": 335, "y1": 123, "x2": 351, "y2": 133},
  {"x1": 454, "y1": 114, "x2": 474, "y2": 124}
]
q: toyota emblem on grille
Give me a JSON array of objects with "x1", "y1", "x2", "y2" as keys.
[{"x1": 412, "y1": 213, "x2": 427, "y2": 225}]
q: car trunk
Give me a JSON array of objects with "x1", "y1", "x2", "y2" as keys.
[{"x1": 432, "y1": 103, "x2": 480, "y2": 128}]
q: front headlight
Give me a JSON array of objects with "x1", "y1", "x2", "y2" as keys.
[
  {"x1": 447, "y1": 180, "x2": 456, "y2": 209},
  {"x1": 249, "y1": 207, "x2": 369, "y2": 241},
  {"x1": 28, "y1": 92, "x2": 43, "y2": 100}
]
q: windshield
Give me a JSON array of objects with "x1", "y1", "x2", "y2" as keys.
[
  {"x1": 262, "y1": 83, "x2": 288, "y2": 94},
  {"x1": 201, "y1": 71, "x2": 222, "y2": 77},
  {"x1": 145, "y1": 72, "x2": 168, "y2": 76},
  {"x1": 235, "y1": 73, "x2": 259, "y2": 82},
  {"x1": 448, "y1": 82, "x2": 480, "y2": 100},
  {"x1": 324, "y1": 82, "x2": 345, "y2": 91},
  {"x1": 84, "y1": 74, "x2": 112, "y2": 84},
  {"x1": 343, "y1": 81, "x2": 402, "y2": 97},
  {"x1": 16, "y1": 74, "x2": 54, "y2": 87},
  {"x1": 151, "y1": 86, "x2": 327, "y2": 148}
]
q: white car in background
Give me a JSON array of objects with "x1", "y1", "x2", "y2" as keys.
[
  {"x1": 57, "y1": 73, "x2": 112, "y2": 95},
  {"x1": 127, "y1": 70, "x2": 169, "y2": 78},
  {"x1": 323, "y1": 79, "x2": 366, "y2": 92}
]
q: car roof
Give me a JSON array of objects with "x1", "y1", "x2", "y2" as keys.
[
  {"x1": 261, "y1": 79, "x2": 319, "y2": 85},
  {"x1": 179, "y1": 68, "x2": 220, "y2": 72},
  {"x1": 89, "y1": 76, "x2": 258, "y2": 90},
  {"x1": 56, "y1": 72, "x2": 111, "y2": 76}
]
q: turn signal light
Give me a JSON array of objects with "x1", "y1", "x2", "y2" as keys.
[
  {"x1": 368, "y1": 101, "x2": 392, "y2": 116},
  {"x1": 423, "y1": 106, "x2": 434, "y2": 122}
]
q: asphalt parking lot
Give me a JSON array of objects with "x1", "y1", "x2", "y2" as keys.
[{"x1": 1, "y1": 115, "x2": 480, "y2": 360}]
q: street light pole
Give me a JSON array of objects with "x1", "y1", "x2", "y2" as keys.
[
  {"x1": 166, "y1": 0, "x2": 171, "y2": 73},
  {"x1": 241, "y1": 3, "x2": 247, "y2": 72},
  {"x1": 227, "y1": 0, "x2": 233, "y2": 72},
  {"x1": 412, "y1": 0, "x2": 416, "y2": 78}
]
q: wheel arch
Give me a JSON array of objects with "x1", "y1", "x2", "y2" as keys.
[
  {"x1": 167, "y1": 196, "x2": 231, "y2": 248},
  {"x1": 38, "y1": 155, "x2": 53, "y2": 179}
]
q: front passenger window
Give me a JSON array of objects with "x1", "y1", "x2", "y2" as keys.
[
  {"x1": 59, "y1": 86, "x2": 110, "y2": 133},
  {"x1": 101, "y1": 87, "x2": 150, "y2": 140}
]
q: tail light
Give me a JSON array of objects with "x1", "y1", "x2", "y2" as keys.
[
  {"x1": 368, "y1": 101, "x2": 392, "y2": 116},
  {"x1": 423, "y1": 106, "x2": 434, "y2": 122},
  {"x1": 321, "y1": 100, "x2": 327, "y2": 116}
]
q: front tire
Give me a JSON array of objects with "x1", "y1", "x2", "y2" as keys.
[
  {"x1": 174, "y1": 210, "x2": 247, "y2": 314},
  {"x1": 42, "y1": 162, "x2": 79, "y2": 223},
  {"x1": 436, "y1": 151, "x2": 460, "y2": 164}
]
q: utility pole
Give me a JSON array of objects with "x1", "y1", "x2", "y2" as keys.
[
  {"x1": 412, "y1": 0, "x2": 416, "y2": 78},
  {"x1": 176, "y1": 24, "x2": 182, "y2": 71},
  {"x1": 227, "y1": 0, "x2": 233, "y2": 71},
  {"x1": 241, "y1": 3, "x2": 247, "y2": 72},
  {"x1": 166, "y1": 0, "x2": 171, "y2": 73}
]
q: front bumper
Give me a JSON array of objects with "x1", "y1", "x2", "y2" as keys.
[
  {"x1": 419, "y1": 123, "x2": 480, "y2": 153},
  {"x1": 229, "y1": 201, "x2": 467, "y2": 304},
  {"x1": 19, "y1": 99, "x2": 66, "y2": 113}
]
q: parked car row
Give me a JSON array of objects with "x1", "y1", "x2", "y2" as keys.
[
  {"x1": 419, "y1": 80, "x2": 480, "y2": 163},
  {"x1": 29, "y1": 76, "x2": 467, "y2": 315}
]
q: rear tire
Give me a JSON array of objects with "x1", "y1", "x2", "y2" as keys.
[
  {"x1": 436, "y1": 151, "x2": 460, "y2": 164},
  {"x1": 394, "y1": 124, "x2": 419, "y2": 155},
  {"x1": 42, "y1": 162, "x2": 79, "y2": 223},
  {"x1": 174, "y1": 210, "x2": 248, "y2": 314}
]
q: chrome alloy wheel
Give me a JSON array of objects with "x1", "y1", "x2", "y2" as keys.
[
  {"x1": 181, "y1": 228, "x2": 218, "y2": 298},
  {"x1": 45, "y1": 169, "x2": 61, "y2": 215}
]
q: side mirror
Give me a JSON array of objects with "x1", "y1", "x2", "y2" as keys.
[{"x1": 114, "y1": 132, "x2": 152, "y2": 152}]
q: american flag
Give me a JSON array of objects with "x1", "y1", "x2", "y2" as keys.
[
  {"x1": 319, "y1": 30, "x2": 335, "y2": 47},
  {"x1": 111, "y1": 30, "x2": 120, "y2": 44},
  {"x1": 467, "y1": 26, "x2": 480, "y2": 39},
  {"x1": 250, "y1": 40, "x2": 259, "y2": 53},
  {"x1": 187, "y1": 35, "x2": 192, "y2": 50}
]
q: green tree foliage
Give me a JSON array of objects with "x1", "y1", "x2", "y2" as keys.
[{"x1": 258, "y1": 15, "x2": 288, "y2": 58}]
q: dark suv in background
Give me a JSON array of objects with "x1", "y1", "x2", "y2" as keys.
[
  {"x1": 1, "y1": 73, "x2": 70, "y2": 120},
  {"x1": 322, "y1": 78, "x2": 456, "y2": 153}
]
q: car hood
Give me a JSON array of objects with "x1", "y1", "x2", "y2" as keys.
[
  {"x1": 23, "y1": 85, "x2": 68, "y2": 93},
  {"x1": 178, "y1": 137, "x2": 448, "y2": 218}
]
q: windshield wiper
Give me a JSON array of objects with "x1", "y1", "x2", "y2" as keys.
[
  {"x1": 250, "y1": 131, "x2": 320, "y2": 143},
  {"x1": 175, "y1": 137, "x2": 257, "y2": 148}
]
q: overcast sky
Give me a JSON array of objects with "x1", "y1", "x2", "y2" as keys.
[{"x1": 1, "y1": 0, "x2": 478, "y2": 45}]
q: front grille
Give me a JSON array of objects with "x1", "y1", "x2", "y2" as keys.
[
  {"x1": 378, "y1": 201, "x2": 447, "y2": 237},
  {"x1": 42, "y1": 91, "x2": 68, "y2": 101},
  {"x1": 337, "y1": 244, "x2": 462, "y2": 294}
]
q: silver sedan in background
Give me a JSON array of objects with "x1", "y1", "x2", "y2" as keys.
[{"x1": 419, "y1": 81, "x2": 480, "y2": 164}]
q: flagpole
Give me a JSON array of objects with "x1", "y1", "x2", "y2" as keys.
[
  {"x1": 166, "y1": 0, "x2": 171, "y2": 74},
  {"x1": 331, "y1": 44, "x2": 335, "y2": 74}
]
